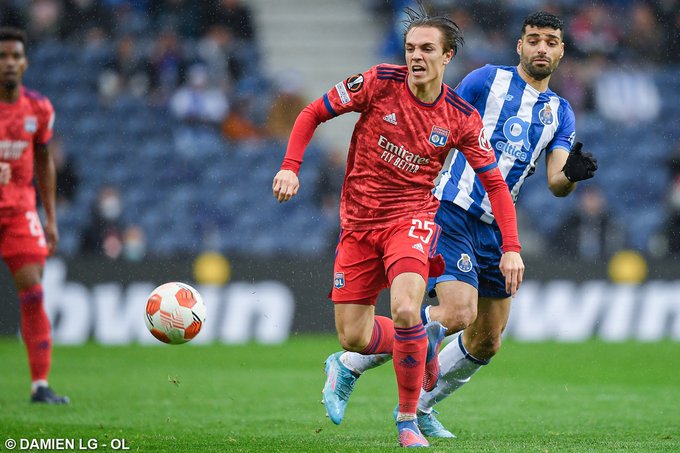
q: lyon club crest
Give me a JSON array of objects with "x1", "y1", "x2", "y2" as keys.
[
  {"x1": 334, "y1": 272, "x2": 345, "y2": 289},
  {"x1": 429, "y1": 126, "x2": 450, "y2": 147},
  {"x1": 539, "y1": 103, "x2": 554, "y2": 125},
  {"x1": 24, "y1": 116, "x2": 37, "y2": 133},
  {"x1": 457, "y1": 253, "x2": 473, "y2": 272}
]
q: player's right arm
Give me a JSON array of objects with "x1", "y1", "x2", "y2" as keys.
[
  {"x1": 0, "y1": 162, "x2": 10, "y2": 185},
  {"x1": 272, "y1": 98, "x2": 332, "y2": 203},
  {"x1": 273, "y1": 67, "x2": 375, "y2": 203}
]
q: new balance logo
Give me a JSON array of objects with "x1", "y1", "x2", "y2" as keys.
[
  {"x1": 412, "y1": 243, "x2": 425, "y2": 254},
  {"x1": 383, "y1": 112, "x2": 397, "y2": 125}
]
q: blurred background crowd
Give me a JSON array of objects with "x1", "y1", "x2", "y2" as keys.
[{"x1": 1, "y1": 0, "x2": 678, "y2": 265}]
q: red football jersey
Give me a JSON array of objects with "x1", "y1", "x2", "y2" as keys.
[
  {"x1": 323, "y1": 64, "x2": 496, "y2": 230},
  {"x1": 0, "y1": 87, "x2": 55, "y2": 214}
]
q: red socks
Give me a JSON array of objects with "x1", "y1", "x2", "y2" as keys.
[
  {"x1": 360, "y1": 315, "x2": 395, "y2": 355},
  {"x1": 357, "y1": 316, "x2": 427, "y2": 416},
  {"x1": 19, "y1": 284, "x2": 52, "y2": 382},
  {"x1": 393, "y1": 323, "x2": 427, "y2": 415}
]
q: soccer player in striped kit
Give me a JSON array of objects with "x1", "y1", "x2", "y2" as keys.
[
  {"x1": 0, "y1": 27, "x2": 67, "y2": 404},
  {"x1": 325, "y1": 11, "x2": 598, "y2": 438},
  {"x1": 273, "y1": 6, "x2": 524, "y2": 448}
]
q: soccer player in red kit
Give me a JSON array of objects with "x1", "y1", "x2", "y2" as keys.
[
  {"x1": 0, "y1": 27, "x2": 67, "y2": 404},
  {"x1": 272, "y1": 8, "x2": 524, "y2": 447}
]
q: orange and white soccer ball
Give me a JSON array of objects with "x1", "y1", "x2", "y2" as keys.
[{"x1": 144, "y1": 282, "x2": 206, "y2": 344}]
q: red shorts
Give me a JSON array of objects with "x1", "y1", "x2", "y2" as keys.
[
  {"x1": 0, "y1": 209, "x2": 48, "y2": 272},
  {"x1": 331, "y1": 214, "x2": 441, "y2": 305}
]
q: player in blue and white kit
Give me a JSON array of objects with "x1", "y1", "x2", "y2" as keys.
[
  {"x1": 321, "y1": 11, "x2": 598, "y2": 437},
  {"x1": 415, "y1": 11, "x2": 598, "y2": 437}
]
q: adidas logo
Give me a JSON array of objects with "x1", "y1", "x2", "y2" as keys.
[
  {"x1": 399, "y1": 354, "x2": 419, "y2": 369},
  {"x1": 383, "y1": 112, "x2": 397, "y2": 125},
  {"x1": 412, "y1": 243, "x2": 425, "y2": 254}
]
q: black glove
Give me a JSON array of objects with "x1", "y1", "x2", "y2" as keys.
[{"x1": 562, "y1": 142, "x2": 598, "y2": 182}]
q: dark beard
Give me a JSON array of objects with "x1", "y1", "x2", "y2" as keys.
[
  {"x1": 523, "y1": 60, "x2": 554, "y2": 81},
  {"x1": 3, "y1": 80, "x2": 18, "y2": 91}
]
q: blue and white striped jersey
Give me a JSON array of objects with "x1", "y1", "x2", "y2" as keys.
[{"x1": 434, "y1": 64, "x2": 575, "y2": 224}]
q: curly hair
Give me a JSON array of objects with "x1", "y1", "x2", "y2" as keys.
[{"x1": 521, "y1": 11, "x2": 564, "y2": 38}]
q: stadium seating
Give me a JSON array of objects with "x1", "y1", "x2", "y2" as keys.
[{"x1": 21, "y1": 39, "x2": 678, "y2": 258}]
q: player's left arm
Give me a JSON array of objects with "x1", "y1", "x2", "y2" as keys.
[
  {"x1": 546, "y1": 101, "x2": 598, "y2": 197},
  {"x1": 34, "y1": 142, "x2": 58, "y2": 255},
  {"x1": 546, "y1": 146, "x2": 574, "y2": 197}
]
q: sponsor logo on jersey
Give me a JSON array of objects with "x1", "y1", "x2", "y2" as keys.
[
  {"x1": 377, "y1": 135, "x2": 430, "y2": 173},
  {"x1": 539, "y1": 103, "x2": 554, "y2": 125},
  {"x1": 345, "y1": 74, "x2": 364, "y2": 93},
  {"x1": 0, "y1": 140, "x2": 29, "y2": 160},
  {"x1": 496, "y1": 116, "x2": 530, "y2": 161},
  {"x1": 335, "y1": 81, "x2": 350, "y2": 104},
  {"x1": 429, "y1": 126, "x2": 449, "y2": 147},
  {"x1": 383, "y1": 112, "x2": 397, "y2": 125},
  {"x1": 457, "y1": 253, "x2": 473, "y2": 272},
  {"x1": 24, "y1": 116, "x2": 37, "y2": 133},
  {"x1": 478, "y1": 128, "x2": 493, "y2": 153},
  {"x1": 334, "y1": 272, "x2": 345, "y2": 289},
  {"x1": 412, "y1": 242, "x2": 425, "y2": 254}
]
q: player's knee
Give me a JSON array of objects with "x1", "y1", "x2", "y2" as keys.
[
  {"x1": 435, "y1": 295, "x2": 477, "y2": 333},
  {"x1": 337, "y1": 331, "x2": 369, "y2": 352},
  {"x1": 470, "y1": 334, "x2": 502, "y2": 359},
  {"x1": 391, "y1": 304, "x2": 421, "y2": 327}
]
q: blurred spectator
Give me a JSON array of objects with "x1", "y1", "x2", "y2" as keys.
[
  {"x1": 552, "y1": 185, "x2": 625, "y2": 262},
  {"x1": 316, "y1": 148, "x2": 345, "y2": 251},
  {"x1": 316, "y1": 148, "x2": 345, "y2": 218},
  {"x1": 569, "y1": 4, "x2": 621, "y2": 59},
  {"x1": 169, "y1": 63, "x2": 230, "y2": 126},
  {"x1": 122, "y1": 224, "x2": 147, "y2": 261},
  {"x1": 149, "y1": 0, "x2": 203, "y2": 39},
  {"x1": 196, "y1": 24, "x2": 243, "y2": 84},
  {"x1": 378, "y1": 0, "x2": 416, "y2": 62},
  {"x1": 203, "y1": 0, "x2": 256, "y2": 42},
  {"x1": 621, "y1": 3, "x2": 664, "y2": 63},
  {"x1": 664, "y1": 139, "x2": 680, "y2": 253},
  {"x1": 146, "y1": 28, "x2": 188, "y2": 102},
  {"x1": 26, "y1": 0, "x2": 62, "y2": 42},
  {"x1": 51, "y1": 136, "x2": 79, "y2": 209},
  {"x1": 80, "y1": 185, "x2": 124, "y2": 259},
  {"x1": 594, "y1": 64, "x2": 661, "y2": 124},
  {"x1": 664, "y1": 176, "x2": 680, "y2": 253},
  {"x1": 221, "y1": 99, "x2": 264, "y2": 142},
  {"x1": 60, "y1": 0, "x2": 112, "y2": 42},
  {"x1": 266, "y1": 71, "x2": 308, "y2": 141},
  {"x1": 98, "y1": 34, "x2": 149, "y2": 101}
]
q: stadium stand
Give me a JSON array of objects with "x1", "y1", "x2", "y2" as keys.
[{"x1": 5, "y1": 1, "x2": 678, "y2": 259}]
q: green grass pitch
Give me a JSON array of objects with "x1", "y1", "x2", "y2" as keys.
[{"x1": 0, "y1": 336, "x2": 678, "y2": 452}]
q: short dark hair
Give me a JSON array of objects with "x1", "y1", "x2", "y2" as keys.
[
  {"x1": 521, "y1": 11, "x2": 564, "y2": 38},
  {"x1": 0, "y1": 27, "x2": 28, "y2": 50},
  {"x1": 402, "y1": 3, "x2": 464, "y2": 56}
]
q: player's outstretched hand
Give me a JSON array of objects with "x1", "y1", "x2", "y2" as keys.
[
  {"x1": 562, "y1": 142, "x2": 598, "y2": 182},
  {"x1": 0, "y1": 162, "x2": 11, "y2": 185},
  {"x1": 499, "y1": 251, "x2": 524, "y2": 296},
  {"x1": 272, "y1": 169, "x2": 300, "y2": 203}
]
